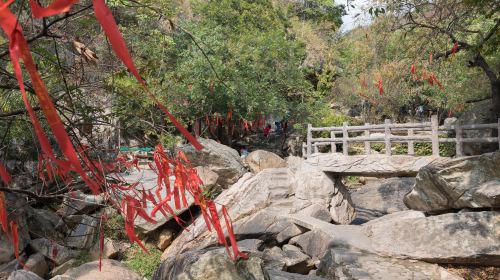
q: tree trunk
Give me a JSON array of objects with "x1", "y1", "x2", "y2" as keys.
[
  {"x1": 469, "y1": 53, "x2": 500, "y2": 122},
  {"x1": 491, "y1": 79, "x2": 500, "y2": 122}
]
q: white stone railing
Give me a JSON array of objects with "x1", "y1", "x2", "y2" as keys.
[{"x1": 304, "y1": 115, "x2": 500, "y2": 158}]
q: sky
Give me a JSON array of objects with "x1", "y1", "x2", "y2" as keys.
[{"x1": 340, "y1": 0, "x2": 372, "y2": 32}]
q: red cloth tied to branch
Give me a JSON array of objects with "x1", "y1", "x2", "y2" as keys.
[
  {"x1": 92, "y1": 0, "x2": 201, "y2": 151},
  {"x1": 29, "y1": 0, "x2": 79, "y2": 18},
  {"x1": 0, "y1": 163, "x2": 11, "y2": 185}
]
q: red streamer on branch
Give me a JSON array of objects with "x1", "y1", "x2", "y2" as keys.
[
  {"x1": 92, "y1": 0, "x2": 201, "y2": 150},
  {"x1": 29, "y1": 0, "x2": 79, "y2": 18},
  {"x1": 0, "y1": 163, "x2": 11, "y2": 185}
]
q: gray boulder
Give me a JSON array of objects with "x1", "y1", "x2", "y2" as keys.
[
  {"x1": 7, "y1": 270, "x2": 43, "y2": 280},
  {"x1": 295, "y1": 163, "x2": 355, "y2": 224},
  {"x1": 351, "y1": 177, "x2": 414, "y2": 223},
  {"x1": 66, "y1": 215, "x2": 98, "y2": 249},
  {"x1": 30, "y1": 239, "x2": 78, "y2": 265},
  {"x1": 317, "y1": 248, "x2": 463, "y2": 280},
  {"x1": 24, "y1": 253, "x2": 48, "y2": 278},
  {"x1": 120, "y1": 169, "x2": 198, "y2": 233},
  {"x1": 365, "y1": 211, "x2": 500, "y2": 265},
  {"x1": 161, "y1": 162, "x2": 358, "y2": 261},
  {"x1": 55, "y1": 260, "x2": 141, "y2": 280},
  {"x1": 245, "y1": 150, "x2": 287, "y2": 173},
  {"x1": 154, "y1": 250, "x2": 268, "y2": 280},
  {"x1": 267, "y1": 269, "x2": 325, "y2": 280},
  {"x1": 404, "y1": 152, "x2": 500, "y2": 212},
  {"x1": 58, "y1": 191, "x2": 104, "y2": 217},
  {"x1": 180, "y1": 138, "x2": 246, "y2": 187},
  {"x1": 0, "y1": 194, "x2": 30, "y2": 264},
  {"x1": 288, "y1": 211, "x2": 500, "y2": 266}
]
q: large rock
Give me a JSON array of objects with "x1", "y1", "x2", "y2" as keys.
[
  {"x1": 289, "y1": 230, "x2": 334, "y2": 259},
  {"x1": 306, "y1": 154, "x2": 438, "y2": 177},
  {"x1": 285, "y1": 156, "x2": 304, "y2": 173},
  {"x1": 161, "y1": 169, "x2": 299, "y2": 259},
  {"x1": 30, "y1": 239, "x2": 78, "y2": 265},
  {"x1": 194, "y1": 166, "x2": 219, "y2": 188},
  {"x1": 7, "y1": 270, "x2": 43, "y2": 280},
  {"x1": 295, "y1": 163, "x2": 355, "y2": 224},
  {"x1": 364, "y1": 211, "x2": 500, "y2": 265},
  {"x1": 351, "y1": 177, "x2": 414, "y2": 223},
  {"x1": 66, "y1": 215, "x2": 98, "y2": 249},
  {"x1": 288, "y1": 211, "x2": 500, "y2": 266},
  {"x1": 26, "y1": 208, "x2": 61, "y2": 241},
  {"x1": 162, "y1": 163, "x2": 357, "y2": 260},
  {"x1": 89, "y1": 238, "x2": 128, "y2": 260},
  {"x1": 180, "y1": 138, "x2": 246, "y2": 187},
  {"x1": 58, "y1": 191, "x2": 104, "y2": 217},
  {"x1": 405, "y1": 152, "x2": 500, "y2": 212},
  {"x1": 245, "y1": 150, "x2": 287, "y2": 173},
  {"x1": 154, "y1": 250, "x2": 268, "y2": 280},
  {"x1": 1, "y1": 194, "x2": 30, "y2": 264},
  {"x1": 317, "y1": 248, "x2": 463, "y2": 280},
  {"x1": 120, "y1": 169, "x2": 197, "y2": 233},
  {"x1": 57, "y1": 260, "x2": 141, "y2": 280},
  {"x1": 23, "y1": 253, "x2": 48, "y2": 278},
  {"x1": 267, "y1": 269, "x2": 324, "y2": 280}
]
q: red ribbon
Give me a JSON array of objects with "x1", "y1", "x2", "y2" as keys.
[{"x1": 29, "y1": 0, "x2": 79, "y2": 18}]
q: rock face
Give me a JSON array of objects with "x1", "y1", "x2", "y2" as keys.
[
  {"x1": 57, "y1": 260, "x2": 141, "y2": 280},
  {"x1": 245, "y1": 150, "x2": 287, "y2": 173},
  {"x1": 351, "y1": 177, "x2": 414, "y2": 223},
  {"x1": 30, "y1": 239, "x2": 77, "y2": 265},
  {"x1": 405, "y1": 152, "x2": 500, "y2": 212},
  {"x1": 7, "y1": 270, "x2": 44, "y2": 280},
  {"x1": 24, "y1": 253, "x2": 48, "y2": 278},
  {"x1": 161, "y1": 164, "x2": 355, "y2": 260},
  {"x1": 58, "y1": 191, "x2": 104, "y2": 217},
  {"x1": 66, "y1": 215, "x2": 98, "y2": 249},
  {"x1": 1, "y1": 194, "x2": 30, "y2": 264},
  {"x1": 306, "y1": 154, "x2": 438, "y2": 177},
  {"x1": 180, "y1": 138, "x2": 246, "y2": 187},
  {"x1": 365, "y1": 211, "x2": 500, "y2": 265},
  {"x1": 289, "y1": 210, "x2": 500, "y2": 266},
  {"x1": 120, "y1": 169, "x2": 197, "y2": 233},
  {"x1": 295, "y1": 164, "x2": 355, "y2": 224},
  {"x1": 154, "y1": 250, "x2": 268, "y2": 280},
  {"x1": 317, "y1": 248, "x2": 463, "y2": 280},
  {"x1": 194, "y1": 166, "x2": 219, "y2": 188}
]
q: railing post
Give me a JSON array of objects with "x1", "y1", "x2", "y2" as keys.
[
  {"x1": 314, "y1": 144, "x2": 319, "y2": 153},
  {"x1": 330, "y1": 131, "x2": 337, "y2": 153},
  {"x1": 302, "y1": 142, "x2": 306, "y2": 158},
  {"x1": 431, "y1": 115, "x2": 439, "y2": 157},
  {"x1": 307, "y1": 124, "x2": 312, "y2": 158},
  {"x1": 408, "y1": 128, "x2": 415, "y2": 156},
  {"x1": 455, "y1": 121, "x2": 463, "y2": 157},
  {"x1": 364, "y1": 123, "x2": 370, "y2": 155},
  {"x1": 385, "y1": 119, "x2": 391, "y2": 156},
  {"x1": 342, "y1": 122, "x2": 348, "y2": 155}
]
